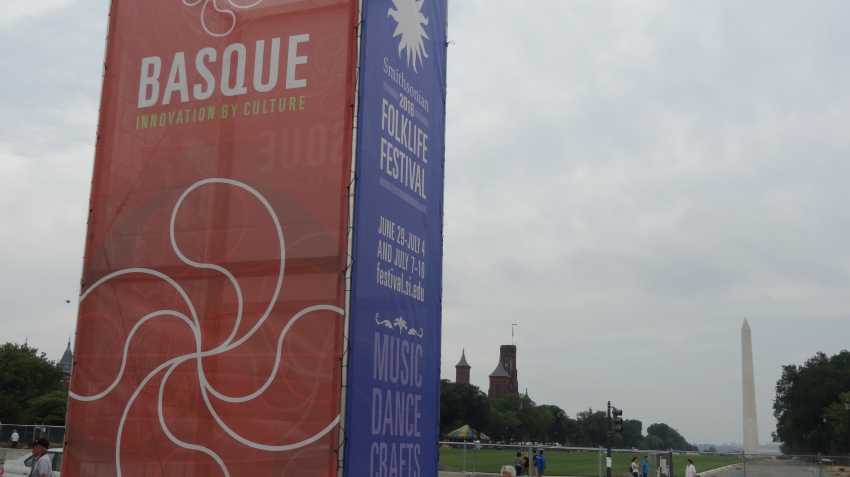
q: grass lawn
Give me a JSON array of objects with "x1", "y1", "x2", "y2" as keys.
[{"x1": 439, "y1": 447, "x2": 740, "y2": 476}]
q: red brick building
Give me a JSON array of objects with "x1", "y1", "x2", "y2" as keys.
[
  {"x1": 455, "y1": 349, "x2": 471, "y2": 385},
  {"x1": 488, "y1": 345, "x2": 519, "y2": 399}
]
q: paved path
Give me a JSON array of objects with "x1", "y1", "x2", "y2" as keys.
[
  {"x1": 0, "y1": 447, "x2": 30, "y2": 461},
  {"x1": 441, "y1": 460, "x2": 821, "y2": 477},
  {"x1": 440, "y1": 473, "x2": 581, "y2": 477},
  {"x1": 703, "y1": 460, "x2": 820, "y2": 477},
  {"x1": 3, "y1": 451, "x2": 813, "y2": 477}
]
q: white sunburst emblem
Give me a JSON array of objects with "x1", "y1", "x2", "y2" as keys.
[{"x1": 387, "y1": 0, "x2": 430, "y2": 73}]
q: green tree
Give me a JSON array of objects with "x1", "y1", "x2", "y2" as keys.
[
  {"x1": 27, "y1": 390, "x2": 68, "y2": 425},
  {"x1": 524, "y1": 404, "x2": 555, "y2": 442},
  {"x1": 440, "y1": 380, "x2": 490, "y2": 435},
  {"x1": 646, "y1": 423, "x2": 696, "y2": 450},
  {"x1": 823, "y1": 392, "x2": 850, "y2": 453},
  {"x1": 0, "y1": 342, "x2": 67, "y2": 424},
  {"x1": 437, "y1": 381, "x2": 694, "y2": 449},
  {"x1": 538, "y1": 404, "x2": 571, "y2": 444},
  {"x1": 622, "y1": 419, "x2": 643, "y2": 448},
  {"x1": 487, "y1": 395, "x2": 524, "y2": 441},
  {"x1": 573, "y1": 409, "x2": 608, "y2": 446},
  {"x1": 487, "y1": 405, "x2": 521, "y2": 441},
  {"x1": 773, "y1": 351, "x2": 850, "y2": 454},
  {"x1": 640, "y1": 434, "x2": 665, "y2": 450}
]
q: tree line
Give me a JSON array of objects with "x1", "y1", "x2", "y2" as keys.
[
  {"x1": 0, "y1": 343, "x2": 68, "y2": 425},
  {"x1": 441, "y1": 380, "x2": 697, "y2": 450},
  {"x1": 0, "y1": 339, "x2": 713, "y2": 453},
  {"x1": 773, "y1": 350, "x2": 850, "y2": 455}
]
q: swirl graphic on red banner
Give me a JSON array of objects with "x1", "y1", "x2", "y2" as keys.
[
  {"x1": 181, "y1": 0, "x2": 264, "y2": 37},
  {"x1": 69, "y1": 178, "x2": 342, "y2": 477}
]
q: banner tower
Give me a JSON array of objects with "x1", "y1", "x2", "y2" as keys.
[{"x1": 62, "y1": 1, "x2": 447, "y2": 476}]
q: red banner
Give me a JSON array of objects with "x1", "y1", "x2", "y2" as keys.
[{"x1": 64, "y1": 1, "x2": 357, "y2": 475}]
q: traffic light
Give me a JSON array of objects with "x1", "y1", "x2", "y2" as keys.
[{"x1": 612, "y1": 407, "x2": 624, "y2": 433}]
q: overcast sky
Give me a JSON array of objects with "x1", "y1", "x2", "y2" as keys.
[{"x1": 3, "y1": 0, "x2": 850, "y2": 445}]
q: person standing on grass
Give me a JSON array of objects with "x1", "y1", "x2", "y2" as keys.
[
  {"x1": 523, "y1": 453, "x2": 530, "y2": 476},
  {"x1": 531, "y1": 450, "x2": 540, "y2": 477},
  {"x1": 641, "y1": 456, "x2": 650, "y2": 477},
  {"x1": 631, "y1": 457, "x2": 640, "y2": 477},
  {"x1": 534, "y1": 449, "x2": 546, "y2": 477},
  {"x1": 515, "y1": 451, "x2": 525, "y2": 475},
  {"x1": 686, "y1": 458, "x2": 698, "y2": 477}
]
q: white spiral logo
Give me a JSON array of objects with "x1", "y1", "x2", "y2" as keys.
[
  {"x1": 70, "y1": 178, "x2": 342, "y2": 477},
  {"x1": 182, "y1": 0, "x2": 264, "y2": 37}
]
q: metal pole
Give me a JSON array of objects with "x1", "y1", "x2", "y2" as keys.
[
  {"x1": 607, "y1": 401, "x2": 613, "y2": 477},
  {"x1": 463, "y1": 441, "x2": 467, "y2": 475},
  {"x1": 472, "y1": 441, "x2": 477, "y2": 474},
  {"x1": 599, "y1": 446, "x2": 604, "y2": 477}
]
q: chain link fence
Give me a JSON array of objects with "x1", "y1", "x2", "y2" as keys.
[
  {"x1": 435, "y1": 449, "x2": 850, "y2": 477},
  {"x1": 0, "y1": 429, "x2": 845, "y2": 477},
  {"x1": 437, "y1": 442, "x2": 691, "y2": 477},
  {"x1": 0, "y1": 423, "x2": 66, "y2": 449},
  {"x1": 435, "y1": 444, "x2": 837, "y2": 477},
  {"x1": 0, "y1": 424, "x2": 65, "y2": 470}
]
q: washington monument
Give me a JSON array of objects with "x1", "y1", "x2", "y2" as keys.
[{"x1": 741, "y1": 319, "x2": 759, "y2": 453}]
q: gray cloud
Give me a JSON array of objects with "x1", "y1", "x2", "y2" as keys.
[
  {"x1": 0, "y1": 1, "x2": 105, "y2": 357},
  {"x1": 440, "y1": 0, "x2": 850, "y2": 444}
]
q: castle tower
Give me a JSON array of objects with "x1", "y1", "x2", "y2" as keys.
[
  {"x1": 488, "y1": 345, "x2": 519, "y2": 398},
  {"x1": 741, "y1": 319, "x2": 759, "y2": 453},
  {"x1": 59, "y1": 339, "x2": 73, "y2": 387},
  {"x1": 488, "y1": 363, "x2": 512, "y2": 398},
  {"x1": 455, "y1": 349, "x2": 471, "y2": 385},
  {"x1": 498, "y1": 344, "x2": 519, "y2": 395}
]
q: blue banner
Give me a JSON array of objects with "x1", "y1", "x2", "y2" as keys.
[{"x1": 344, "y1": 0, "x2": 447, "y2": 476}]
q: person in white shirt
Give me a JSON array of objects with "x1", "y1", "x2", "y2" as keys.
[
  {"x1": 630, "y1": 457, "x2": 640, "y2": 477},
  {"x1": 686, "y1": 458, "x2": 698, "y2": 477},
  {"x1": 29, "y1": 437, "x2": 53, "y2": 477},
  {"x1": 501, "y1": 465, "x2": 518, "y2": 477},
  {"x1": 11, "y1": 429, "x2": 20, "y2": 448}
]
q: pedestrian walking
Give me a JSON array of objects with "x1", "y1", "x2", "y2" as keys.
[
  {"x1": 686, "y1": 458, "x2": 698, "y2": 477},
  {"x1": 631, "y1": 457, "x2": 640, "y2": 477},
  {"x1": 641, "y1": 456, "x2": 650, "y2": 477},
  {"x1": 29, "y1": 437, "x2": 52, "y2": 477},
  {"x1": 10, "y1": 428, "x2": 19, "y2": 448}
]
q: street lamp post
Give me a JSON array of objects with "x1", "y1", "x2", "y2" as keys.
[{"x1": 606, "y1": 402, "x2": 623, "y2": 477}]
